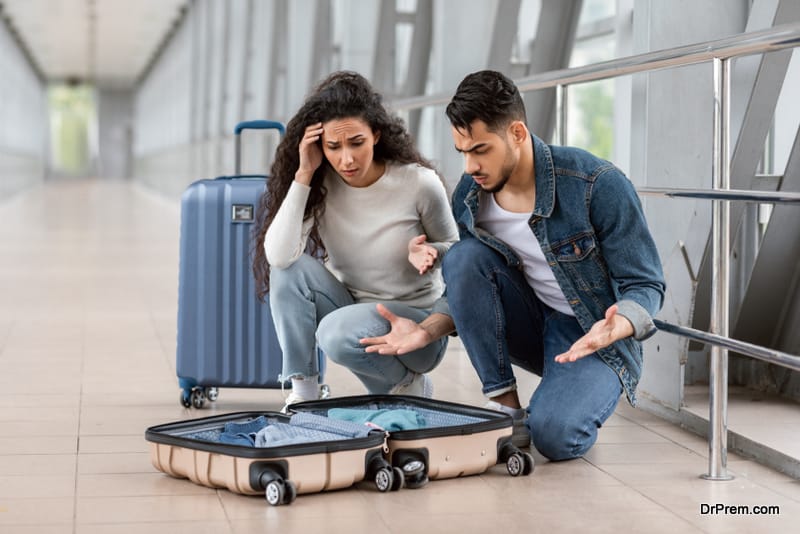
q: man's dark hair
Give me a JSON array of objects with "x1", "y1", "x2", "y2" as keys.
[{"x1": 445, "y1": 70, "x2": 527, "y2": 134}]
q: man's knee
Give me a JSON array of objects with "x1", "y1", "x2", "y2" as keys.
[
  {"x1": 529, "y1": 411, "x2": 597, "y2": 461},
  {"x1": 442, "y1": 238, "x2": 495, "y2": 283}
]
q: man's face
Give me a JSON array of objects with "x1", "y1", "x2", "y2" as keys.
[{"x1": 451, "y1": 120, "x2": 517, "y2": 193}]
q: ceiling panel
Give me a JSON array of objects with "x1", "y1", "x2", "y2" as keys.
[{"x1": 1, "y1": 0, "x2": 188, "y2": 88}]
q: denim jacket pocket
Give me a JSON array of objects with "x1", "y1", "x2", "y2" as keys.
[{"x1": 552, "y1": 233, "x2": 609, "y2": 291}]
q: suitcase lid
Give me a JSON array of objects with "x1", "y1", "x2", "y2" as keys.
[
  {"x1": 145, "y1": 411, "x2": 387, "y2": 458},
  {"x1": 288, "y1": 394, "x2": 513, "y2": 441}
]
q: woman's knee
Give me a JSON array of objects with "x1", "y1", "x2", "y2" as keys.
[
  {"x1": 269, "y1": 255, "x2": 314, "y2": 298},
  {"x1": 317, "y1": 304, "x2": 383, "y2": 362}
]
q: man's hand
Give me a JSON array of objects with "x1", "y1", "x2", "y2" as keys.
[
  {"x1": 554, "y1": 304, "x2": 634, "y2": 363},
  {"x1": 408, "y1": 234, "x2": 437, "y2": 275},
  {"x1": 361, "y1": 304, "x2": 434, "y2": 355}
]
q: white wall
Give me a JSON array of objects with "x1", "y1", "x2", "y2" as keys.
[{"x1": 0, "y1": 18, "x2": 48, "y2": 199}]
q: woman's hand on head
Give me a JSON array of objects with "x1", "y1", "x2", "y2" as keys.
[{"x1": 296, "y1": 122, "x2": 324, "y2": 185}]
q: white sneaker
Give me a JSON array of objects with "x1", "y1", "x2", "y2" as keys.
[
  {"x1": 485, "y1": 400, "x2": 531, "y2": 448},
  {"x1": 281, "y1": 384, "x2": 330, "y2": 414},
  {"x1": 389, "y1": 373, "x2": 433, "y2": 398}
]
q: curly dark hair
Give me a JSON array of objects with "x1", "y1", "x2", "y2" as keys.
[{"x1": 252, "y1": 70, "x2": 434, "y2": 300}]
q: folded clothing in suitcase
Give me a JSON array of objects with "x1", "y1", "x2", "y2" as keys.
[
  {"x1": 290, "y1": 395, "x2": 535, "y2": 488},
  {"x1": 145, "y1": 410, "x2": 397, "y2": 506}
]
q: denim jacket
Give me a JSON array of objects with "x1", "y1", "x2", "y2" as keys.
[{"x1": 451, "y1": 134, "x2": 666, "y2": 403}]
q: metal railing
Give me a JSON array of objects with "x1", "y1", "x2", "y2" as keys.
[{"x1": 390, "y1": 22, "x2": 800, "y2": 480}]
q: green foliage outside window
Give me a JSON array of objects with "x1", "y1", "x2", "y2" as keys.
[
  {"x1": 49, "y1": 85, "x2": 95, "y2": 175},
  {"x1": 572, "y1": 81, "x2": 613, "y2": 161}
]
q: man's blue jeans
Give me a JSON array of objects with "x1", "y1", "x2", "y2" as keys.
[
  {"x1": 442, "y1": 238, "x2": 622, "y2": 460},
  {"x1": 269, "y1": 254, "x2": 447, "y2": 393}
]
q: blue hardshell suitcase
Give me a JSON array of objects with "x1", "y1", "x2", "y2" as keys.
[{"x1": 176, "y1": 120, "x2": 323, "y2": 408}]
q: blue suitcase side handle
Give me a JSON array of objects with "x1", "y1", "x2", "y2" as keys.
[{"x1": 235, "y1": 120, "x2": 285, "y2": 136}]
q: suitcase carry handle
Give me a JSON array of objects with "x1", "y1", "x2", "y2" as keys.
[
  {"x1": 234, "y1": 120, "x2": 286, "y2": 175},
  {"x1": 234, "y1": 120, "x2": 285, "y2": 135}
]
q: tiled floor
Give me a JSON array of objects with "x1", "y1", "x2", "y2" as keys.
[
  {"x1": 0, "y1": 179, "x2": 798, "y2": 534},
  {"x1": 683, "y1": 385, "x2": 800, "y2": 466}
]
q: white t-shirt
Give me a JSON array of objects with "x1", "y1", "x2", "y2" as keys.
[{"x1": 476, "y1": 191, "x2": 574, "y2": 316}]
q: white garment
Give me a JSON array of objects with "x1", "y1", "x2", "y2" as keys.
[
  {"x1": 476, "y1": 191, "x2": 574, "y2": 316},
  {"x1": 265, "y1": 163, "x2": 458, "y2": 309}
]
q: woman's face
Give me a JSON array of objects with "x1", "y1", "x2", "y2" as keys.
[{"x1": 321, "y1": 117, "x2": 383, "y2": 187}]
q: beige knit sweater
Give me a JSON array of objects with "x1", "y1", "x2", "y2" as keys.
[{"x1": 264, "y1": 163, "x2": 458, "y2": 310}]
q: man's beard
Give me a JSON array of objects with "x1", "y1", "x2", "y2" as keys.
[{"x1": 481, "y1": 148, "x2": 516, "y2": 194}]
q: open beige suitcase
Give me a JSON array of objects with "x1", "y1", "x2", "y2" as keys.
[
  {"x1": 145, "y1": 411, "x2": 395, "y2": 506},
  {"x1": 146, "y1": 395, "x2": 534, "y2": 506},
  {"x1": 289, "y1": 395, "x2": 535, "y2": 488}
]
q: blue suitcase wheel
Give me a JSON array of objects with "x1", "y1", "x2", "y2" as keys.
[
  {"x1": 190, "y1": 389, "x2": 205, "y2": 409},
  {"x1": 180, "y1": 390, "x2": 191, "y2": 408}
]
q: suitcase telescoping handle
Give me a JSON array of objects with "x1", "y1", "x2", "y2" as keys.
[{"x1": 234, "y1": 120, "x2": 286, "y2": 175}]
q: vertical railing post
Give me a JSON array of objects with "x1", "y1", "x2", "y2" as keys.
[
  {"x1": 704, "y1": 57, "x2": 734, "y2": 481},
  {"x1": 555, "y1": 84, "x2": 568, "y2": 145}
]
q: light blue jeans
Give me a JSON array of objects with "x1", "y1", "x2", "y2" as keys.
[
  {"x1": 269, "y1": 254, "x2": 448, "y2": 394},
  {"x1": 442, "y1": 238, "x2": 623, "y2": 461}
]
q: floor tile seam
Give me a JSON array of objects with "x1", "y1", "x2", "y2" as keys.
[
  {"x1": 641, "y1": 422, "x2": 719, "y2": 459},
  {"x1": 580, "y1": 458, "x2": 709, "y2": 532},
  {"x1": 761, "y1": 483, "x2": 800, "y2": 505},
  {"x1": 73, "y1": 319, "x2": 89, "y2": 533},
  {"x1": 210, "y1": 488, "x2": 236, "y2": 530}
]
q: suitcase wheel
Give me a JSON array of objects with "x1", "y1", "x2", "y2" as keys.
[
  {"x1": 180, "y1": 390, "x2": 192, "y2": 408},
  {"x1": 521, "y1": 452, "x2": 535, "y2": 475},
  {"x1": 181, "y1": 387, "x2": 219, "y2": 409},
  {"x1": 391, "y1": 466, "x2": 405, "y2": 491},
  {"x1": 401, "y1": 459, "x2": 425, "y2": 477},
  {"x1": 190, "y1": 388, "x2": 205, "y2": 409},
  {"x1": 284, "y1": 479, "x2": 297, "y2": 504},
  {"x1": 403, "y1": 471, "x2": 428, "y2": 489},
  {"x1": 401, "y1": 460, "x2": 428, "y2": 489},
  {"x1": 391, "y1": 454, "x2": 428, "y2": 490},
  {"x1": 265, "y1": 478, "x2": 296, "y2": 506},
  {"x1": 374, "y1": 467, "x2": 394, "y2": 493},
  {"x1": 506, "y1": 451, "x2": 532, "y2": 477}
]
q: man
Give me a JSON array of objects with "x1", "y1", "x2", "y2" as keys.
[{"x1": 441, "y1": 70, "x2": 665, "y2": 461}]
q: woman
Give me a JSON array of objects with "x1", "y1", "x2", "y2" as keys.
[{"x1": 252, "y1": 71, "x2": 458, "y2": 410}]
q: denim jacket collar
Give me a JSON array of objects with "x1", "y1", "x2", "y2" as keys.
[{"x1": 532, "y1": 134, "x2": 556, "y2": 219}]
